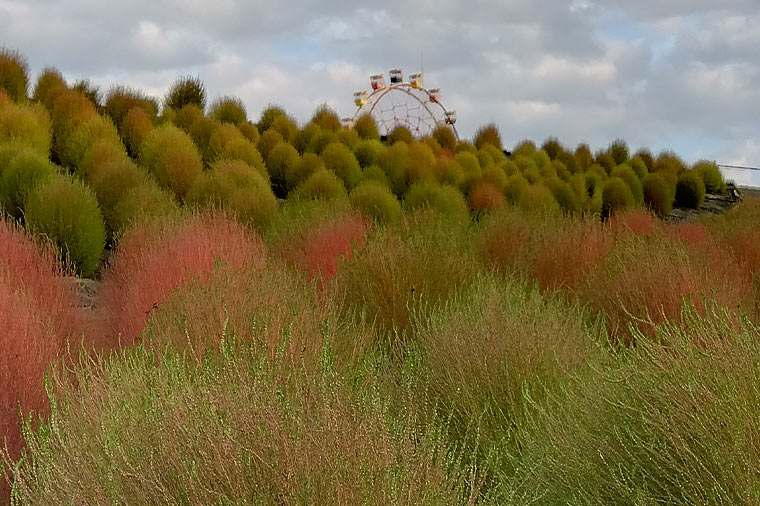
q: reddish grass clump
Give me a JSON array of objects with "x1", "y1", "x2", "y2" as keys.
[
  {"x1": 469, "y1": 180, "x2": 506, "y2": 213},
  {"x1": 609, "y1": 210, "x2": 660, "y2": 236},
  {"x1": 581, "y1": 234, "x2": 751, "y2": 343},
  {"x1": 96, "y1": 212, "x2": 266, "y2": 349},
  {"x1": 275, "y1": 213, "x2": 371, "y2": 289},
  {"x1": 532, "y1": 220, "x2": 614, "y2": 292},
  {"x1": 0, "y1": 220, "x2": 81, "y2": 469},
  {"x1": 667, "y1": 222, "x2": 709, "y2": 247},
  {"x1": 478, "y1": 213, "x2": 531, "y2": 274},
  {"x1": 724, "y1": 229, "x2": 760, "y2": 280}
]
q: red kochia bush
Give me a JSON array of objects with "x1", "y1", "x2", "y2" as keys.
[
  {"x1": 275, "y1": 213, "x2": 371, "y2": 289},
  {"x1": 609, "y1": 210, "x2": 661, "y2": 237},
  {"x1": 0, "y1": 219, "x2": 81, "y2": 466},
  {"x1": 97, "y1": 212, "x2": 267, "y2": 349},
  {"x1": 532, "y1": 220, "x2": 614, "y2": 292}
]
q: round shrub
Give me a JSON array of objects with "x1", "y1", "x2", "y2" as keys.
[
  {"x1": 0, "y1": 88, "x2": 9, "y2": 107},
  {"x1": 523, "y1": 167, "x2": 541, "y2": 185},
  {"x1": 574, "y1": 143, "x2": 594, "y2": 170},
  {"x1": 675, "y1": 170, "x2": 706, "y2": 210},
  {"x1": 238, "y1": 122, "x2": 259, "y2": 145},
  {"x1": 634, "y1": 148, "x2": 655, "y2": 171},
  {"x1": 404, "y1": 181, "x2": 469, "y2": 220},
  {"x1": 481, "y1": 143, "x2": 506, "y2": 165},
  {"x1": 337, "y1": 128, "x2": 360, "y2": 150},
  {"x1": 512, "y1": 139, "x2": 537, "y2": 158},
  {"x1": 595, "y1": 152, "x2": 616, "y2": 173},
  {"x1": 257, "y1": 128, "x2": 285, "y2": 160},
  {"x1": 0, "y1": 48, "x2": 29, "y2": 103},
  {"x1": 694, "y1": 160, "x2": 726, "y2": 194},
  {"x1": 432, "y1": 125, "x2": 456, "y2": 151},
  {"x1": 0, "y1": 148, "x2": 58, "y2": 218},
  {"x1": 406, "y1": 141, "x2": 436, "y2": 183},
  {"x1": 481, "y1": 164, "x2": 508, "y2": 191},
  {"x1": 541, "y1": 137, "x2": 565, "y2": 160},
  {"x1": 473, "y1": 123, "x2": 502, "y2": 150},
  {"x1": 187, "y1": 160, "x2": 277, "y2": 229},
  {"x1": 121, "y1": 106, "x2": 153, "y2": 158},
  {"x1": 25, "y1": 175, "x2": 105, "y2": 277},
  {"x1": 103, "y1": 86, "x2": 159, "y2": 131},
  {"x1": 387, "y1": 125, "x2": 414, "y2": 145},
  {"x1": 469, "y1": 180, "x2": 506, "y2": 214},
  {"x1": 552, "y1": 160, "x2": 571, "y2": 181},
  {"x1": 294, "y1": 123, "x2": 321, "y2": 153},
  {"x1": 477, "y1": 148, "x2": 495, "y2": 168},
  {"x1": 601, "y1": 177, "x2": 634, "y2": 219},
  {"x1": 434, "y1": 159, "x2": 465, "y2": 186},
  {"x1": 608, "y1": 138, "x2": 629, "y2": 165},
  {"x1": 353, "y1": 113, "x2": 379, "y2": 140},
  {"x1": 32, "y1": 67, "x2": 67, "y2": 110},
  {"x1": 209, "y1": 96, "x2": 247, "y2": 125},
  {"x1": 208, "y1": 123, "x2": 265, "y2": 174},
  {"x1": 349, "y1": 179, "x2": 402, "y2": 224},
  {"x1": 361, "y1": 164, "x2": 390, "y2": 188},
  {"x1": 89, "y1": 157, "x2": 148, "y2": 234},
  {"x1": 60, "y1": 114, "x2": 122, "y2": 170},
  {"x1": 375, "y1": 142, "x2": 411, "y2": 193},
  {"x1": 306, "y1": 128, "x2": 338, "y2": 154},
  {"x1": 513, "y1": 155, "x2": 537, "y2": 174},
  {"x1": 266, "y1": 141, "x2": 301, "y2": 197},
  {"x1": 504, "y1": 174, "x2": 529, "y2": 205},
  {"x1": 654, "y1": 150, "x2": 686, "y2": 174},
  {"x1": 111, "y1": 181, "x2": 179, "y2": 235},
  {"x1": 288, "y1": 152, "x2": 323, "y2": 190},
  {"x1": 610, "y1": 164, "x2": 644, "y2": 205},
  {"x1": 519, "y1": 184, "x2": 558, "y2": 212},
  {"x1": 321, "y1": 142, "x2": 362, "y2": 190},
  {"x1": 0, "y1": 102, "x2": 51, "y2": 155},
  {"x1": 164, "y1": 75, "x2": 206, "y2": 111},
  {"x1": 456, "y1": 140, "x2": 478, "y2": 153},
  {"x1": 291, "y1": 168, "x2": 348, "y2": 201},
  {"x1": 72, "y1": 79, "x2": 101, "y2": 110},
  {"x1": 309, "y1": 104, "x2": 341, "y2": 132},
  {"x1": 139, "y1": 124, "x2": 203, "y2": 200},
  {"x1": 257, "y1": 104, "x2": 288, "y2": 133},
  {"x1": 50, "y1": 89, "x2": 98, "y2": 161},
  {"x1": 353, "y1": 139, "x2": 383, "y2": 168},
  {"x1": 173, "y1": 103, "x2": 205, "y2": 133},
  {"x1": 455, "y1": 151, "x2": 482, "y2": 192},
  {"x1": 643, "y1": 173, "x2": 673, "y2": 218},
  {"x1": 533, "y1": 150, "x2": 550, "y2": 169},
  {"x1": 270, "y1": 115, "x2": 298, "y2": 144},
  {"x1": 76, "y1": 138, "x2": 129, "y2": 182},
  {"x1": 538, "y1": 161, "x2": 557, "y2": 180},
  {"x1": 547, "y1": 179, "x2": 580, "y2": 214},
  {"x1": 627, "y1": 156, "x2": 648, "y2": 179}
]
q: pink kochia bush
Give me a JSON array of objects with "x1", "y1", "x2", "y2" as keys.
[
  {"x1": 276, "y1": 213, "x2": 371, "y2": 289},
  {"x1": 0, "y1": 220, "x2": 81, "y2": 464},
  {"x1": 97, "y1": 212, "x2": 267, "y2": 349}
]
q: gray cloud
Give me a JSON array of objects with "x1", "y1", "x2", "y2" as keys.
[{"x1": 1, "y1": 0, "x2": 758, "y2": 185}]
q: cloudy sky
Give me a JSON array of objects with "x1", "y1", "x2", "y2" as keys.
[{"x1": 2, "y1": 0, "x2": 759, "y2": 186}]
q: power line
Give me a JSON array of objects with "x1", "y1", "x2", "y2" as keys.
[{"x1": 717, "y1": 164, "x2": 760, "y2": 172}]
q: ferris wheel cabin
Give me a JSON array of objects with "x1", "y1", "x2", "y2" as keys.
[
  {"x1": 428, "y1": 88, "x2": 441, "y2": 103},
  {"x1": 353, "y1": 90, "x2": 368, "y2": 106},
  {"x1": 370, "y1": 74, "x2": 386, "y2": 90},
  {"x1": 409, "y1": 73, "x2": 423, "y2": 89},
  {"x1": 389, "y1": 68, "x2": 403, "y2": 84}
]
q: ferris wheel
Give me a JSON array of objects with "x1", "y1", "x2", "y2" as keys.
[{"x1": 342, "y1": 69, "x2": 459, "y2": 140}]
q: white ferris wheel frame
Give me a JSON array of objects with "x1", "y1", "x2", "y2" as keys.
[{"x1": 352, "y1": 82, "x2": 460, "y2": 141}]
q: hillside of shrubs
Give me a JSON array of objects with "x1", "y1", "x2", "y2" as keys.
[{"x1": 2, "y1": 47, "x2": 760, "y2": 505}]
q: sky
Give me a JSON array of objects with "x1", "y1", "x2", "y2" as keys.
[{"x1": 1, "y1": 0, "x2": 759, "y2": 186}]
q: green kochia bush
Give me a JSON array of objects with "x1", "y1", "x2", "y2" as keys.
[
  {"x1": 610, "y1": 164, "x2": 643, "y2": 205},
  {"x1": 643, "y1": 172, "x2": 673, "y2": 217},
  {"x1": 404, "y1": 182, "x2": 469, "y2": 220},
  {"x1": 25, "y1": 175, "x2": 105, "y2": 277},
  {"x1": 164, "y1": 75, "x2": 206, "y2": 111},
  {"x1": 291, "y1": 168, "x2": 348, "y2": 202},
  {"x1": 694, "y1": 160, "x2": 726, "y2": 194},
  {"x1": 601, "y1": 177, "x2": 634, "y2": 219},
  {"x1": 0, "y1": 102, "x2": 51, "y2": 155},
  {"x1": 0, "y1": 148, "x2": 58, "y2": 218},
  {"x1": 0, "y1": 48, "x2": 29, "y2": 103},
  {"x1": 321, "y1": 142, "x2": 362, "y2": 190},
  {"x1": 139, "y1": 124, "x2": 203, "y2": 200},
  {"x1": 675, "y1": 170, "x2": 706, "y2": 209},
  {"x1": 505, "y1": 306, "x2": 760, "y2": 505},
  {"x1": 111, "y1": 181, "x2": 179, "y2": 235},
  {"x1": 349, "y1": 180, "x2": 402, "y2": 224},
  {"x1": 208, "y1": 95, "x2": 247, "y2": 125},
  {"x1": 186, "y1": 160, "x2": 277, "y2": 229},
  {"x1": 266, "y1": 141, "x2": 301, "y2": 197}
]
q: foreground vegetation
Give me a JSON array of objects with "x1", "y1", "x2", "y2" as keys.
[{"x1": 2, "y1": 47, "x2": 759, "y2": 505}]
